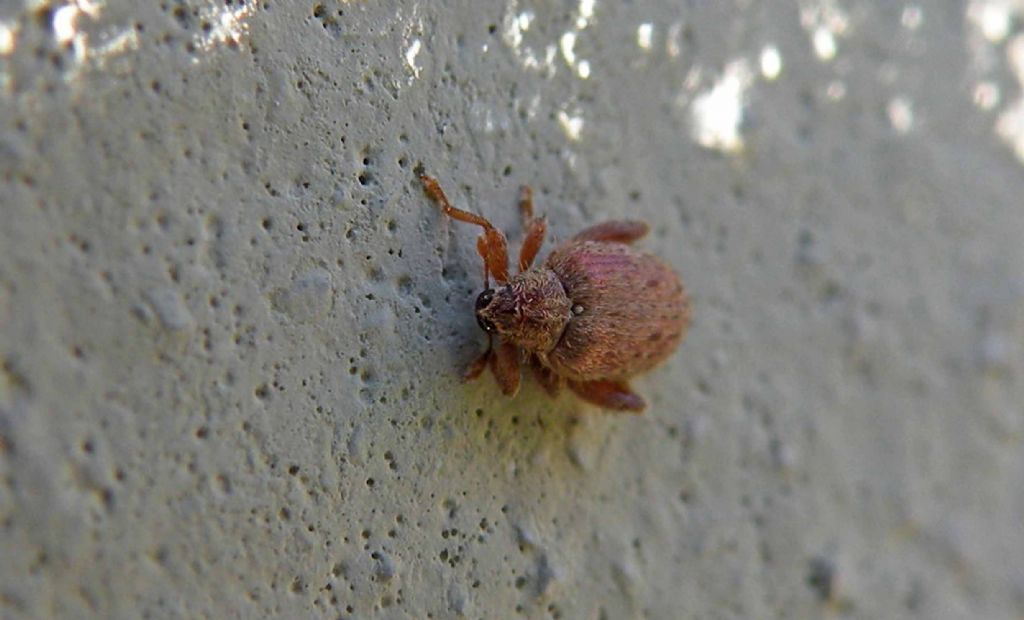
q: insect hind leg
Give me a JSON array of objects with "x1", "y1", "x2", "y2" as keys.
[
  {"x1": 568, "y1": 379, "x2": 645, "y2": 413},
  {"x1": 572, "y1": 220, "x2": 649, "y2": 245}
]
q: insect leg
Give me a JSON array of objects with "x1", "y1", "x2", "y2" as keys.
[
  {"x1": 420, "y1": 174, "x2": 491, "y2": 227},
  {"x1": 516, "y1": 186, "x2": 547, "y2": 271},
  {"x1": 420, "y1": 174, "x2": 510, "y2": 283},
  {"x1": 518, "y1": 185, "x2": 534, "y2": 222},
  {"x1": 572, "y1": 220, "x2": 649, "y2": 245},
  {"x1": 463, "y1": 338, "x2": 493, "y2": 381},
  {"x1": 529, "y1": 356, "x2": 562, "y2": 396},
  {"x1": 568, "y1": 379, "x2": 646, "y2": 413},
  {"x1": 490, "y1": 340, "x2": 522, "y2": 397},
  {"x1": 516, "y1": 183, "x2": 548, "y2": 270},
  {"x1": 518, "y1": 218, "x2": 547, "y2": 272}
]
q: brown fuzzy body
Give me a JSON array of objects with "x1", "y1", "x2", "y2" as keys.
[
  {"x1": 538, "y1": 240, "x2": 690, "y2": 381},
  {"x1": 419, "y1": 172, "x2": 690, "y2": 412}
]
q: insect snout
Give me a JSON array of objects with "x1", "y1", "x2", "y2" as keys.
[{"x1": 475, "y1": 288, "x2": 496, "y2": 333}]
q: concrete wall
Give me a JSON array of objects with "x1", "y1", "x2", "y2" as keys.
[{"x1": 1, "y1": 1, "x2": 1022, "y2": 618}]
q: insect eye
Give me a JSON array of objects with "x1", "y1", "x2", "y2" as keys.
[
  {"x1": 475, "y1": 289, "x2": 496, "y2": 333},
  {"x1": 475, "y1": 288, "x2": 495, "y2": 312}
]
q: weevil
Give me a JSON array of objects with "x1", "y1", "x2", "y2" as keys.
[{"x1": 420, "y1": 173, "x2": 691, "y2": 413}]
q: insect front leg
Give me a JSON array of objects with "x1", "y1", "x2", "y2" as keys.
[
  {"x1": 420, "y1": 173, "x2": 510, "y2": 283},
  {"x1": 463, "y1": 341, "x2": 493, "y2": 381},
  {"x1": 516, "y1": 185, "x2": 547, "y2": 272},
  {"x1": 490, "y1": 340, "x2": 522, "y2": 397}
]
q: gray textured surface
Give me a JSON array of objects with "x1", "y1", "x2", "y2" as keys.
[{"x1": 1, "y1": 1, "x2": 1023, "y2": 618}]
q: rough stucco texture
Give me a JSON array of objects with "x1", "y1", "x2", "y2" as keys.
[{"x1": 1, "y1": 1, "x2": 1023, "y2": 618}]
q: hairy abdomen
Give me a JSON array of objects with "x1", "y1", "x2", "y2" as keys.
[{"x1": 542, "y1": 241, "x2": 690, "y2": 381}]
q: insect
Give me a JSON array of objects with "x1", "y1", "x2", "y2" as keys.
[{"x1": 420, "y1": 173, "x2": 691, "y2": 413}]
